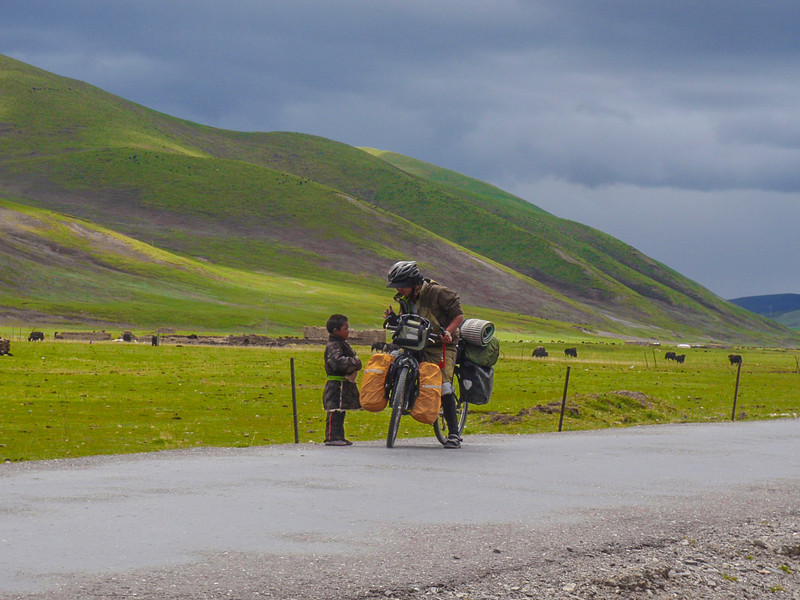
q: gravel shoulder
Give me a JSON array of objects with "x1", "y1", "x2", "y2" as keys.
[{"x1": 9, "y1": 484, "x2": 799, "y2": 600}]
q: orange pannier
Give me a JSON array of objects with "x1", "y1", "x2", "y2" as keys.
[
  {"x1": 359, "y1": 353, "x2": 393, "y2": 412},
  {"x1": 410, "y1": 362, "x2": 442, "y2": 424}
]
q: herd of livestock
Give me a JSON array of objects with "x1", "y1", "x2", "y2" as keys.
[{"x1": 7, "y1": 332, "x2": 745, "y2": 367}]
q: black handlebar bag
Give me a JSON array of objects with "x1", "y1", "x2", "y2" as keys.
[{"x1": 391, "y1": 315, "x2": 431, "y2": 351}]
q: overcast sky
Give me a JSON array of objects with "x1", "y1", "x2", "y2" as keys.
[{"x1": 4, "y1": 1, "x2": 799, "y2": 299}]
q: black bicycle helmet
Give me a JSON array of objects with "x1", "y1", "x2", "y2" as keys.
[{"x1": 386, "y1": 260, "x2": 423, "y2": 288}]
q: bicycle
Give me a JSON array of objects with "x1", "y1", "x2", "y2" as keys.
[{"x1": 383, "y1": 313, "x2": 468, "y2": 448}]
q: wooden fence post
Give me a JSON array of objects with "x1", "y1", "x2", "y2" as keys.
[
  {"x1": 290, "y1": 358, "x2": 299, "y2": 443},
  {"x1": 558, "y1": 366, "x2": 571, "y2": 432},
  {"x1": 731, "y1": 360, "x2": 743, "y2": 421}
]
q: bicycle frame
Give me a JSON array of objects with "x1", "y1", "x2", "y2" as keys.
[
  {"x1": 385, "y1": 352, "x2": 420, "y2": 409},
  {"x1": 384, "y1": 315, "x2": 432, "y2": 448},
  {"x1": 383, "y1": 313, "x2": 467, "y2": 448}
]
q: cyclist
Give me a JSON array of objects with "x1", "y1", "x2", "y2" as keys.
[{"x1": 383, "y1": 261, "x2": 465, "y2": 448}]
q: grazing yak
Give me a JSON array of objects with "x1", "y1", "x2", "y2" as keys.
[
  {"x1": 27, "y1": 331, "x2": 44, "y2": 342},
  {"x1": 371, "y1": 341, "x2": 399, "y2": 353},
  {"x1": 532, "y1": 346, "x2": 548, "y2": 358},
  {"x1": 728, "y1": 354, "x2": 743, "y2": 365},
  {"x1": 665, "y1": 351, "x2": 686, "y2": 363},
  {"x1": 564, "y1": 347, "x2": 578, "y2": 357}
]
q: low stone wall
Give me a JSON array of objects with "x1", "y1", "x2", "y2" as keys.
[
  {"x1": 303, "y1": 327, "x2": 386, "y2": 346},
  {"x1": 46, "y1": 328, "x2": 387, "y2": 347},
  {"x1": 158, "y1": 334, "x2": 324, "y2": 347},
  {"x1": 54, "y1": 331, "x2": 113, "y2": 341}
]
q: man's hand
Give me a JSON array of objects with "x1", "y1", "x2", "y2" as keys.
[
  {"x1": 441, "y1": 329, "x2": 453, "y2": 344},
  {"x1": 383, "y1": 305, "x2": 399, "y2": 328}
]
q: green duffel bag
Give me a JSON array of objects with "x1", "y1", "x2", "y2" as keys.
[{"x1": 461, "y1": 335, "x2": 500, "y2": 368}]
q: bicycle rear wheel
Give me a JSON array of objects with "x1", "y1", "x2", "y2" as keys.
[
  {"x1": 433, "y1": 376, "x2": 468, "y2": 444},
  {"x1": 387, "y1": 366, "x2": 410, "y2": 448}
]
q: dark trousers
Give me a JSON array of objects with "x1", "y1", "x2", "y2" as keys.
[{"x1": 325, "y1": 410, "x2": 346, "y2": 442}]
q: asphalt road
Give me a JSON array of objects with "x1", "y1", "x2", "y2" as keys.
[{"x1": 2, "y1": 420, "x2": 799, "y2": 599}]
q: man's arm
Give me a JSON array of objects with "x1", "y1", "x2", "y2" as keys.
[{"x1": 441, "y1": 314, "x2": 464, "y2": 344}]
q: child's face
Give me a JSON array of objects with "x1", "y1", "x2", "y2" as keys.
[{"x1": 334, "y1": 322, "x2": 350, "y2": 340}]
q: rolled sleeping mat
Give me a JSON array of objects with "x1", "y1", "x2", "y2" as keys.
[{"x1": 460, "y1": 318, "x2": 495, "y2": 346}]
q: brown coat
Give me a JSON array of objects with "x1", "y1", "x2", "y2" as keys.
[{"x1": 322, "y1": 334, "x2": 362, "y2": 411}]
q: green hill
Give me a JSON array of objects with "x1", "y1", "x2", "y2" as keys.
[
  {"x1": 780, "y1": 311, "x2": 800, "y2": 329},
  {"x1": 0, "y1": 53, "x2": 796, "y2": 345},
  {"x1": 0, "y1": 197, "x2": 386, "y2": 333},
  {"x1": 0, "y1": 197, "x2": 564, "y2": 339}
]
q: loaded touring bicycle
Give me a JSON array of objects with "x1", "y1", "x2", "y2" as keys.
[{"x1": 361, "y1": 314, "x2": 497, "y2": 448}]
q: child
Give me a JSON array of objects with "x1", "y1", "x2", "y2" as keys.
[{"x1": 322, "y1": 314, "x2": 362, "y2": 446}]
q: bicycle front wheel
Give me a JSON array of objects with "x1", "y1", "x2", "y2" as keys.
[{"x1": 387, "y1": 366, "x2": 410, "y2": 448}]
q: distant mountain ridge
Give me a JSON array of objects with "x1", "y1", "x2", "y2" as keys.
[
  {"x1": 0, "y1": 53, "x2": 797, "y2": 345},
  {"x1": 729, "y1": 294, "x2": 800, "y2": 330}
]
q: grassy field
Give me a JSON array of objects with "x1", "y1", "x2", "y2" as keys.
[{"x1": 1, "y1": 335, "x2": 798, "y2": 462}]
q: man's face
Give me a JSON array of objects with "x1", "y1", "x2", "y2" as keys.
[{"x1": 394, "y1": 286, "x2": 414, "y2": 298}]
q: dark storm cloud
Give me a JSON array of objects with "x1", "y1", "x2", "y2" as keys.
[{"x1": 3, "y1": 0, "x2": 799, "y2": 298}]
